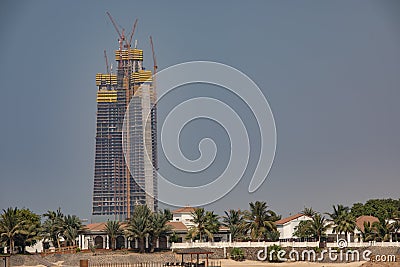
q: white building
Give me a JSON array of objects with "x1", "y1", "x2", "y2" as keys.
[
  {"x1": 275, "y1": 214, "x2": 312, "y2": 240},
  {"x1": 172, "y1": 207, "x2": 197, "y2": 228}
]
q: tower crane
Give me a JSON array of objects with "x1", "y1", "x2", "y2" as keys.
[{"x1": 106, "y1": 11, "x2": 125, "y2": 50}]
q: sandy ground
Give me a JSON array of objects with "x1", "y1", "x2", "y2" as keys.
[
  {"x1": 214, "y1": 259, "x2": 366, "y2": 267},
  {"x1": 17, "y1": 262, "x2": 367, "y2": 267}
]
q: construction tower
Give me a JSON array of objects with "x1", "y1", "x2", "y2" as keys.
[{"x1": 92, "y1": 15, "x2": 157, "y2": 221}]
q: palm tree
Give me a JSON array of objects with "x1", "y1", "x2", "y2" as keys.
[
  {"x1": 14, "y1": 208, "x2": 42, "y2": 254},
  {"x1": 17, "y1": 221, "x2": 42, "y2": 253},
  {"x1": 105, "y1": 220, "x2": 122, "y2": 250},
  {"x1": 372, "y1": 218, "x2": 392, "y2": 242},
  {"x1": 205, "y1": 211, "x2": 221, "y2": 239},
  {"x1": 302, "y1": 207, "x2": 316, "y2": 217},
  {"x1": 42, "y1": 209, "x2": 64, "y2": 248},
  {"x1": 222, "y1": 210, "x2": 245, "y2": 241},
  {"x1": 188, "y1": 208, "x2": 211, "y2": 242},
  {"x1": 332, "y1": 213, "x2": 356, "y2": 243},
  {"x1": 243, "y1": 201, "x2": 277, "y2": 241},
  {"x1": 149, "y1": 212, "x2": 171, "y2": 252},
  {"x1": 294, "y1": 220, "x2": 314, "y2": 239},
  {"x1": 64, "y1": 226, "x2": 79, "y2": 247},
  {"x1": 162, "y1": 209, "x2": 173, "y2": 221},
  {"x1": 326, "y1": 205, "x2": 350, "y2": 222},
  {"x1": 125, "y1": 205, "x2": 152, "y2": 253},
  {"x1": 326, "y1": 204, "x2": 353, "y2": 241},
  {"x1": 62, "y1": 215, "x2": 83, "y2": 246},
  {"x1": 309, "y1": 213, "x2": 329, "y2": 242},
  {"x1": 358, "y1": 221, "x2": 376, "y2": 242},
  {"x1": 0, "y1": 208, "x2": 25, "y2": 254}
]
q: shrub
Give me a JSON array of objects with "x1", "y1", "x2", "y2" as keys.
[
  {"x1": 313, "y1": 246, "x2": 322, "y2": 253},
  {"x1": 89, "y1": 243, "x2": 97, "y2": 255},
  {"x1": 230, "y1": 247, "x2": 244, "y2": 261},
  {"x1": 267, "y1": 244, "x2": 284, "y2": 262}
]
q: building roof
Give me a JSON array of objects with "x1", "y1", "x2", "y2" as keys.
[
  {"x1": 84, "y1": 222, "x2": 128, "y2": 233},
  {"x1": 275, "y1": 214, "x2": 308, "y2": 225},
  {"x1": 85, "y1": 222, "x2": 106, "y2": 232},
  {"x1": 219, "y1": 226, "x2": 229, "y2": 231},
  {"x1": 356, "y1": 215, "x2": 379, "y2": 231},
  {"x1": 172, "y1": 207, "x2": 196, "y2": 214},
  {"x1": 167, "y1": 221, "x2": 188, "y2": 231}
]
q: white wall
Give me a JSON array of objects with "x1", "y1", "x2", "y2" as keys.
[{"x1": 24, "y1": 240, "x2": 44, "y2": 253}]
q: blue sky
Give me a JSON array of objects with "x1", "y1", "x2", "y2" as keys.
[{"x1": 0, "y1": 1, "x2": 399, "y2": 220}]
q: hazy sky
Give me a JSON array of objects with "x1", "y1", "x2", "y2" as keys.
[{"x1": 0, "y1": 1, "x2": 399, "y2": 220}]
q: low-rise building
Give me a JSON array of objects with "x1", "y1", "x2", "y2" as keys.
[{"x1": 275, "y1": 214, "x2": 312, "y2": 240}]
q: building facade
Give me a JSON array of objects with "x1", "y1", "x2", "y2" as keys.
[{"x1": 92, "y1": 36, "x2": 157, "y2": 221}]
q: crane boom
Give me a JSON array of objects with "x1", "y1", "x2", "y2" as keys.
[
  {"x1": 106, "y1": 11, "x2": 125, "y2": 49},
  {"x1": 128, "y1": 19, "x2": 138, "y2": 48},
  {"x1": 104, "y1": 50, "x2": 110, "y2": 74}
]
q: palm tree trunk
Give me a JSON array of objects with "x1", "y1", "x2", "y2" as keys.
[
  {"x1": 139, "y1": 237, "x2": 145, "y2": 253},
  {"x1": 22, "y1": 241, "x2": 26, "y2": 254},
  {"x1": 150, "y1": 236, "x2": 157, "y2": 253},
  {"x1": 10, "y1": 239, "x2": 14, "y2": 255}
]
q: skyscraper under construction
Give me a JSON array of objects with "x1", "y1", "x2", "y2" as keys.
[{"x1": 92, "y1": 15, "x2": 157, "y2": 221}]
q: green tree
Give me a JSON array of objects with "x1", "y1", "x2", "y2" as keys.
[
  {"x1": 0, "y1": 208, "x2": 25, "y2": 254},
  {"x1": 326, "y1": 204, "x2": 355, "y2": 241},
  {"x1": 187, "y1": 208, "x2": 221, "y2": 242},
  {"x1": 332, "y1": 213, "x2": 356, "y2": 242},
  {"x1": 372, "y1": 218, "x2": 392, "y2": 242},
  {"x1": 63, "y1": 226, "x2": 79, "y2": 247},
  {"x1": 42, "y1": 209, "x2": 64, "y2": 248},
  {"x1": 301, "y1": 207, "x2": 317, "y2": 217},
  {"x1": 162, "y1": 209, "x2": 173, "y2": 221},
  {"x1": 293, "y1": 213, "x2": 328, "y2": 242},
  {"x1": 309, "y1": 213, "x2": 329, "y2": 242},
  {"x1": 222, "y1": 210, "x2": 245, "y2": 241},
  {"x1": 149, "y1": 212, "x2": 171, "y2": 252},
  {"x1": 14, "y1": 208, "x2": 41, "y2": 254},
  {"x1": 243, "y1": 201, "x2": 278, "y2": 241},
  {"x1": 105, "y1": 220, "x2": 122, "y2": 250},
  {"x1": 350, "y1": 199, "x2": 400, "y2": 220},
  {"x1": 62, "y1": 215, "x2": 83, "y2": 246},
  {"x1": 326, "y1": 205, "x2": 350, "y2": 222},
  {"x1": 293, "y1": 220, "x2": 314, "y2": 239},
  {"x1": 125, "y1": 205, "x2": 152, "y2": 253},
  {"x1": 204, "y1": 211, "x2": 221, "y2": 238},
  {"x1": 265, "y1": 230, "x2": 280, "y2": 241},
  {"x1": 358, "y1": 221, "x2": 376, "y2": 242}
]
